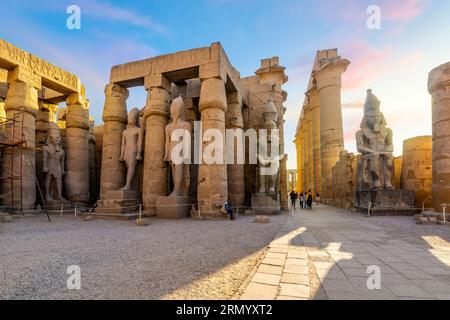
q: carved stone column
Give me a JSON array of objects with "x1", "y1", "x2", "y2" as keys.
[
  {"x1": 2, "y1": 66, "x2": 40, "y2": 209},
  {"x1": 142, "y1": 74, "x2": 170, "y2": 214},
  {"x1": 305, "y1": 104, "x2": 313, "y2": 192},
  {"x1": 198, "y1": 62, "x2": 228, "y2": 217},
  {"x1": 87, "y1": 118, "x2": 97, "y2": 204},
  {"x1": 301, "y1": 115, "x2": 308, "y2": 192},
  {"x1": 313, "y1": 57, "x2": 349, "y2": 200},
  {"x1": 226, "y1": 91, "x2": 245, "y2": 210},
  {"x1": 428, "y1": 62, "x2": 450, "y2": 212},
  {"x1": 308, "y1": 87, "x2": 322, "y2": 194},
  {"x1": 295, "y1": 132, "x2": 303, "y2": 192},
  {"x1": 100, "y1": 84, "x2": 128, "y2": 197}
]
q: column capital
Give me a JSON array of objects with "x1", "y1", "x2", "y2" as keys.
[
  {"x1": 199, "y1": 62, "x2": 227, "y2": 81},
  {"x1": 145, "y1": 73, "x2": 171, "y2": 91},
  {"x1": 102, "y1": 83, "x2": 128, "y2": 123},
  {"x1": 8, "y1": 66, "x2": 41, "y2": 90},
  {"x1": 428, "y1": 62, "x2": 450, "y2": 94},
  {"x1": 313, "y1": 57, "x2": 350, "y2": 90}
]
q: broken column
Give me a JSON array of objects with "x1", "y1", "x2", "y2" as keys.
[
  {"x1": 142, "y1": 74, "x2": 171, "y2": 214},
  {"x1": 226, "y1": 90, "x2": 245, "y2": 211},
  {"x1": 1, "y1": 66, "x2": 40, "y2": 209},
  {"x1": 428, "y1": 62, "x2": 450, "y2": 212},
  {"x1": 65, "y1": 92, "x2": 90, "y2": 205},
  {"x1": 197, "y1": 62, "x2": 228, "y2": 217},
  {"x1": 401, "y1": 136, "x2": 433, "y2": 208},
  {"x1": 313, "y1": 56, "x2": 349, "y2": 200}
]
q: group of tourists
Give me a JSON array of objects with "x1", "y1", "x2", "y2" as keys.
[{"x1": 288, "y1": 190, "x2": 320, "y2": 210}]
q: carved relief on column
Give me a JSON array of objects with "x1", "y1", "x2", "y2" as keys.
[
  {"x1": 100, "y1": 84, "x2": 129, "y2": 196},
  {"x1": 65, "y1": 92, "x2": 90, "y2": 204},
  {"x1": 1, "y1": 66, "x2": 41, "y2": 208},
  {"x1": 226, "y1": 90, "x2": 245, "y2": 210},
  {"x1": 142, "y1": 73, "x2": 171, "y2": 214},
  {"x1": 428, "y1": 62, "x2": 450, "y2": 212},
  {"x1": 307, "y1": 87, "x2": 321, "y2": 194},
  {"x1": 197, "y1": 62, "x2": 228, "y2": 217},
  {"x1": 313, "y1": 56, "x2": 349, "y2": 199}
]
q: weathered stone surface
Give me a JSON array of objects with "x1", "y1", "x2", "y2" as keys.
[
  {"x1": 428, "y1": 62, "x2": 450, "y2": 212},
  {"x1": 355, "y1": 189, "x2": 417, "y2": 215},
  {"x1": 331, "y1": 151, "x2": 357, "y2": 208},
  {"x1": 401, "y1": 136, "x2": 432, "y2": 208},
  {"x1": 156, "y1": 196, "x2": 192, "y2": 219},
  {"x1": 251, "y1": 193, "x2": 281, "y2": 215}
]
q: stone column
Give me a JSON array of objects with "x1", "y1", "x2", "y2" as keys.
[
  {"x1": 295, "y1": 133, "x2": 303, "y2": 192},
  {"x1": 2, "y1": 66, "x2": 40, "y2": 209},
  {"x1": 305, "y1": 104, "x2": 313, "y2": 193},
  {"x1": 226, "y1": 91, "x2": 245, "y2": 210},
  {"x1": 313, "y1": 57, "x2": 349, "y2": 200},
  {"x1": 301, "y1": 116, "x2": 308, "y2": 192},
  {"x1": 428, "y1": 62, "x2": 450, "y2": 212},
  {"x1": 100, "y1": 84, "x2": 128, "y2": 197},
  {"x1": 87, "y1": 118, "x2": 97, "y2": 204},
  {"x1": 308, "y1": 87, "x2": 322, "y2": 194},
  {"x1": 401, "y1": 136, "x2": 433, "y2": 208},
  {"x1": 198, "y1": 62, "x2": 228, "y2": 217},
  {"x1": 142, "y1": 74, "x2": 171, "y2": 214}
]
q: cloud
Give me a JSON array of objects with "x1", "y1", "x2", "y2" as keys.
[
  {"x1": 342, "y1": 101, "x2": 363, "y2": 109},
  {"x1": 382, "y1": 0, "x2": 428, "y2": 22}
]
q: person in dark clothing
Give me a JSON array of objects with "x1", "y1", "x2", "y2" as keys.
[
  {"x1": 224, "y1": 201, "x2": 234, "y2": 220},
  {"x1": 306, "y1": 191, "x2": 313, "y2": 209},
  {"x1": 289, "y1": 190, "x2": 298, "y2": 210}
]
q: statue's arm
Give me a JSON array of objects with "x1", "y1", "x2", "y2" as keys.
[
  {"x1": 385, "y1": 129, "x2": 394, "y2": 153},
  {"x1": 137, "y1": 117, "x2": 146, "y2": 160},
  {"x1": 119, "y1": 132, "x2": 125, "y2": 161},
  {"x1": 356, "y1": 131, "x2": 373, "y2": 154},
  {"x1": 42, "y1": 147, "x2": 49, "y2": 173},
  {"x1": 164, "y1": 126, "x2": 170, "y2": 161}
]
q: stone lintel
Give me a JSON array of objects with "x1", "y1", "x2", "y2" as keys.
[
  {"x1": 199, "y1": 62, "x2": 227, "y2": 81},
  {"x1": 226, "y1": 90, "x2": 242, "y2": 105},
  {"x1": 8, "y1": 66, "x2": 41, "y2": 89},
  {"x1": 144, "y1": 73, "x2": 171, "y2": 91},
  {"x1": 428, "y1": 61, "x2": 450, "y2": 94}
]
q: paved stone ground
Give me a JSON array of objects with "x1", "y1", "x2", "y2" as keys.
[
  {"x1": 240, "y1": 205, "x2": 450, "y2": 300},
  {"x1": 0, "y1": 214, "x2": 286, "y2": 299}
]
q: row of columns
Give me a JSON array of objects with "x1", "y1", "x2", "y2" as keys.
[{"x1": 0, "y1": 66, "x2": 90, "y2": 209}]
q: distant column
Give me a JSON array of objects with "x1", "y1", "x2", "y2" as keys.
[
  {"x1": 295, "y1": 132, "x2": 303, "y2": 192},
  {"x1": 305, "y1": 105, "x2": 313, "y2": 193},
  {"x1": 428, "y1": 62, "x2": 450, "y2": 212},
  {"x1": 142, "y1": 74, "x2": 171, "y2": 214},
  {"x1": 313, "y1": 57, "x2": 349, "y2": 200},
  {"x1": 308, "y1": 87, "x2": 322, "y2": 194},
  {"x1": 226, "y1": 91, "x2": 245, "y2": 210},
  {"x1": 2, "y1": 66, "x2": 41, "y2": 209},
  {"x1": 301, "y1": 116, "x2": 308, "y2": 192},
  {"x1": 198, "y1": 62, "x2": 228, "y2": 217},
  {"x1": 100, "y1": 84, "x2": 128, "y2": 197}
]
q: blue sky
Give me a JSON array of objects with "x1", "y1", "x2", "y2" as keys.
[{"x1": 1, "y1": 0, "x2": 449, "y2": 169}]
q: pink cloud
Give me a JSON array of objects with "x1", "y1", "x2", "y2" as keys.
[{"x1": 382, "y1": 0, "x2": 428, "y2": 22}]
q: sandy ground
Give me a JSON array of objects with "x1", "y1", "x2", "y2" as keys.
[{"x1": 0, "y1": 214, "x2": 286, "y2": 300}]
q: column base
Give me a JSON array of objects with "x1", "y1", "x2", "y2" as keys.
[
  {"x1": 156, "y1": 196, "x2": 192, "y2": 219},
  {"x1": 251, "y1": 193, "x2": 281, "y2": 215},
  {"x1": 96, "y1": 190, "x2": 141, "y2": 214}
]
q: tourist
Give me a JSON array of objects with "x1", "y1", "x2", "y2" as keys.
[
  {"x1": 289, "y1": 190, "x2": 298, "y2": 210},
  {"x1": 307, "y1": 191, "x2": 313, "y2": 209},
  {"x1": 224, "y1": 200, "x2": 234, "y2": 220},
  {"x1": 315, "y1": 192, "x2": 321, "y2": 205},
  {"x1": 299, "y1": 192, "x2": 305, "y2": 209}
]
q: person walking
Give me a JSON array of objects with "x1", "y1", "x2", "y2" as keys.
[
  {"x1": 299, "y1": 192, "x2": 305, "y2": 209},
  {"x1": 306, "y1": 190, "x2": 313, "y2": 209},
  {"x1": 289, "y1": 190, "x2": 298, "y2": 210},
  {"x1": 224, "y1": 200, "x2": 234, "y2": 220}
]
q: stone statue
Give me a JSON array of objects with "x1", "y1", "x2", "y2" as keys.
[
  {"x1": 43, "y1": 122, "x2": 66, "y2": 202},
  {"x1": 164, "y1": 97, "x2": 192, "y2": 197},
  {"x1": 356, "y1": 89, "x2": 394, "y2": 190},
  {"x1": 119, "y1": 108, "x2": 143, "y2": 191},
  {"x1": 257, "y1": 100, "x2": 280, "y2": 194}
]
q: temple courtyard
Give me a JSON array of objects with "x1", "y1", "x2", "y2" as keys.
[{"x1": 1, "y1": 208, "x2": 450, "y2": 300}]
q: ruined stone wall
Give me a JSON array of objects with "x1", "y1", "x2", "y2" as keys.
[
  {"x1": 392, "y1": 156, "x2": 403, "y2": 189},
  {"x1": 331, "y1": 151, "x2": 357, "y2": 208}
]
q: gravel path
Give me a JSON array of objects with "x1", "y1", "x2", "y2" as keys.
[{"x1": 0, "y1": 214, "x2": 286, "y2": 300}]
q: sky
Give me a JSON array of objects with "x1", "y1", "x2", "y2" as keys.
[{"x1": 1, "y1": 0, "x2": 449, "y2": 169}]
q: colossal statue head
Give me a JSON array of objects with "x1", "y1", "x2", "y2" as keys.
[
  {"x1": 170, "y1": 96, "x2": 185, "y2": 121},
  {"x1": 46, "y1": 122, "x2": 61, "y2": 147},
  {"x1": 127, "y1": 108, "x2": 139, "y2": 126},
  {"x1": 361, "y1": 89, "x2": 387, "y2": 133},
  {"x1": 263, "y1": 100, "x2": 278, "y2": 123}
]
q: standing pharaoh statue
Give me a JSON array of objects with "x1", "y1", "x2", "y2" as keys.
[
  {"x1": 43, "y1": 122, "x2": 66, "y2": 202},
  {"x1": 119, "y1": 108, "x2": 143, "y2": 191},
  {"x1": 257, "y1": 100, "x2": 280, "y2": 194},
  {"x1": 356, "y1": 89, "x2": 395, "y2": 190},
  {"x1": 164, "y1": 97, "x2": 192, "y2": 197}
]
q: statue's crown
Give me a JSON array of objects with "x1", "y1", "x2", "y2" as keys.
[{"x1": 364, "y1": 89, "x2": 380, "y2": 114}]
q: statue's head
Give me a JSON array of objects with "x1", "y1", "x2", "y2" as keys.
[
  {"x1": 128, "y1": 108, "x2": 139, "y2": 126},
  {"x1": 170, "y1": 96, "x2": 185, "y2": 120},
  {"x1": 263, "y1": 100, "x2": 278, "y2": 123},
  {"x1": 366, "y1": 111, "x2": 383, "y2": 132},
  {"x1": 361, "y1": 89, "x2": 387, "y2": 132},
  {"x1": 46, "y1": 122, "x2": 61, "y2": 146}
]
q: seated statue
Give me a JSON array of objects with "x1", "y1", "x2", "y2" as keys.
[
  {"x1": 356, "y1": 89, "x2": 394, "y2": 190},
  {"x1": 43, "y1": 123, "x2": 66, "y2": 202},
  {"x1": 119, "y1": 108, "x2": 143, "y2": 191},
  {"x1": 257, "y1": 100, "x2": 280, "y2": 194},
  {"x1": 164, "y1": 97, "x2": 192, "y2": 197}
]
